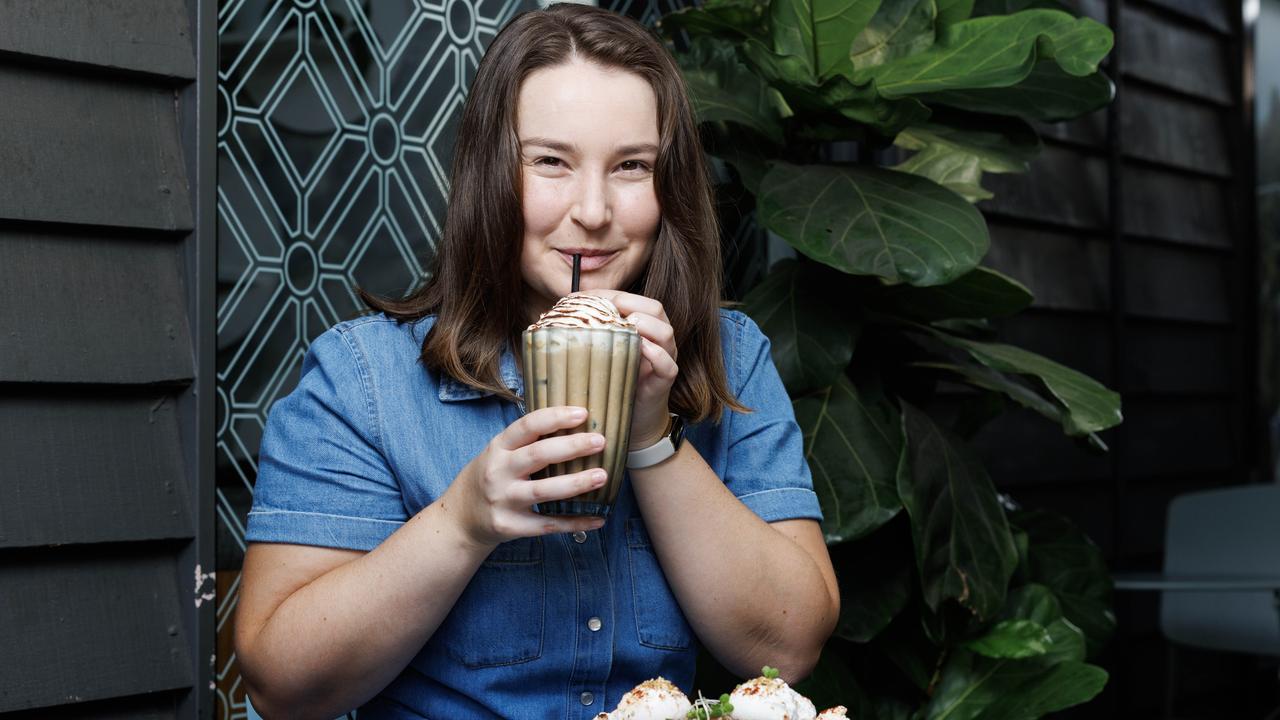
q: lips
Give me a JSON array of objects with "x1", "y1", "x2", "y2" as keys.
[{"x1": 557, "y1": 249, "x2": 618, "y2": 271}]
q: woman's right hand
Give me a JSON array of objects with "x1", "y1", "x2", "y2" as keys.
[{"x1": 445, "y1": 405, "x2": 608, "y2": 548}]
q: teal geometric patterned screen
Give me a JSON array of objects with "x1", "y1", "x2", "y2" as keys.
[{"x1": 214, "y1": 2, "x2": 681, "y2": 717}]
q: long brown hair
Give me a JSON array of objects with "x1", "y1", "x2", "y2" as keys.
[{"x1": 360, "y1": 3, "x2": 746, "y2": 422}]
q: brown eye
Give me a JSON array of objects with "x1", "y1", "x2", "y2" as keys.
[{"x1": 620, "y1": 160, "x2": 650, "y2": 173}]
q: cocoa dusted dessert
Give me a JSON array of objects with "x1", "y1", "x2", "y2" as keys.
[{"x1": 595, "y1": 667, "x2": 850, "y2": 720}]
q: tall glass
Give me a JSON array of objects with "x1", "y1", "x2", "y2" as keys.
[{"x1": 521, "y1": 323, "x2": 640, "y2": 517}]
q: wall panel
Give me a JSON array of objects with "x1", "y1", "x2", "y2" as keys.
[
  {"x1": 0, "y1": 233, "x2": 193, "y2": 385},
  {"x1": 0, "y1": 548, "x2": 193, "y2": 712},
  {"x1": 0, "y1": 1, "x2": 211, "y2": 716},
  {"x1": 0, "y1": 392, "x2": 193, "y2": 549},
  {"x1": 0, "y1": 0, "x2": 194, "y2": 79}
]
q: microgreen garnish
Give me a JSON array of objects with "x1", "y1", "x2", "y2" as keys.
[
  {"x1": 686, "y1": 691, "x2": 733, "y2": 718},
  {"x1": 762, "y1": 665, "x2": 780, "y2": 679}
]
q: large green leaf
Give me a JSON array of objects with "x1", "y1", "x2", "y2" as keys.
[
  {"x1": 930, "y1": 582, "x2": 1102, "y2": 719},
  {"x1": 924, "y1": 650, "x2": 1107, "y2": 720},
  {"x1": 893, "y1": 144, "x2": 988, "y2": 202},
  {"x1": 660, "y1": 0, "x2": 769, "y2": 41},
  {"x1": 1001, "y1": 583, "x2": 1061, "y2": 625},
  {"x1": 914, "y1": 359, "x2": 1110, "y2": 451},
  {"x1": 854, "y1": 10, "x2": 1113, "y2": 97},
  {"x1": 793, "y1": 376, "x2": 904, "y2": 543},
  {"x1": 758, "y1": 162, "x2": 989, "y2": 286},
  {"x1": 848, "y1": 0, "x2": 938, "y2": 73},
  {"x1": 871, "y1": 265, "x2": 1034, "y2": 319},
  {"x1": 931, "y1": 332, "x2": 1123, "y2": 435},
  {"x1": 891, "y1": 123, "x2": 1041, "y2": 202},
  {"x1": 739, "y1": 0, "x2": 930, "y2": 136},
  {"x1": 965, "y1": 619, "x2": 1051, "y2": 659},
  {"x1": 1011, "y1": 510, "x2": 1116, "y2": 658},
  {"x1": 680, "y1": 37, "x2": 790, "y2": 145},
  {"x1": 817, "y1": 74, "x2": 934, "y2": 131},
  {"x1": 971, "y1": 0, "x2": 1070, "y2": 15},
  {"x1": 921, "y1": 63, "x2": 1114, "y2": 121},
  {"x1": 743, "y1": 259, "x2": 856, "y2": 393},
  {"x1": 742, "y1": 39, "x2": 930, "y2": 135},
  {"x1": 897, "y1": 403, "x2": 1018, "y2": 619},
  {"x1": 997, "y1": 584, "x2": 1088, "y2": 664},
  {"x1": 769, "y1": 0, "x2": 884, "y2": 79}
]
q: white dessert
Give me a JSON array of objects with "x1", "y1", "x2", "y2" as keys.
[
  {"x1": 601, "y1": 668, "x2": 850, "y2": 720},
  {"x1": 608, "y1": 677, "x2": 693, "y2": 720},
  {"x1": 728, "y1": 676, "x2": 817, "y2": 720}
]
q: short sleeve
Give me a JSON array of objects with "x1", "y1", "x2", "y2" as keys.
[
  {"x1": 245, "y1": 327, "x2": 407, "y2": 551},
  {"x1": 722, "y1": 313, "x2": 824, "y2": 524}
]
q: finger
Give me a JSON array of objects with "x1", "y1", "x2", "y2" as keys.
[
  {"x1": 640, "y1": 338, "x2": 679, "y2": 382},
  {"x1": 508, "y1": 468, "x2": 608, "y2": 506},
  {"x1": 625, "y1": 312, "x2": 677, "y2": 361},
  {"x1": 506, "y1": 511, "x2": 608, "y2": 538},
  {"x1": 497, "y1": 406, "x2": 589, "y2": 451},
  {"x1": 508, "y1": 432, "x2": 606, "y2": 477},
  {"x1": 584, "y1": 289, "x2": 665, "y2": 321}
]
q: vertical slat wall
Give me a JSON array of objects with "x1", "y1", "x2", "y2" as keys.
[
  {"x1": 0, "y1": 1, "x2": 213, "y2": 717},
  {"x1": 972, "y1": 0, "x2": 1255, "y2": 714}
]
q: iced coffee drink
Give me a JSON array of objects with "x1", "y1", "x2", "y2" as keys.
[{"x1": 521, "y1": 294, "x2": 641, "y2": 517}]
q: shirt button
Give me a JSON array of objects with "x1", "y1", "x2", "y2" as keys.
[
  {"x1": 572, "y1": 530, "x2": 587, "y2": 544},
  {"x1": 580, "y1": 691, "x2": 595, "y2": 706},
  {"x1": 587, "y1": 616, "x2": 602, "y2": 632}
]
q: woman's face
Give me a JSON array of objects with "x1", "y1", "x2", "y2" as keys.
[{"x1": 517, "y1": 59, "x2": 661, "y2": 319}]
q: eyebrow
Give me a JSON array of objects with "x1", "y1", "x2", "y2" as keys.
[{"x1": 520, "y1": 137, "x2": 659, "y2": 156}]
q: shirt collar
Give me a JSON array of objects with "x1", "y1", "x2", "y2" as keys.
[{"x1": 437, "y1": 342, "x2": 525, "y2": 402}]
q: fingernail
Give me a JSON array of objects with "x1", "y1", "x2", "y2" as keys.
[
  {"x1": 591, "y1": 470, "x2": 607, "y2": 484},
  {"x1": 591, "y1": 434, "x2": 606, "y2": 448},
  {"x1": 571, "y1": 407, "x2": 588, "y2": 419}
]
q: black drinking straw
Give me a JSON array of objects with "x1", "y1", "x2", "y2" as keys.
[{"x1": 571, "y1": 253, "x2": 582, "y2": 293}]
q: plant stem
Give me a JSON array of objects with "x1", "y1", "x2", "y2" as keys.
[{"x1": 926, "y1": 647, "x2": 949, "y2": 699}]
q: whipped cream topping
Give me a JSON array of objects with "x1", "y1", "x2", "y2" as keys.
[
  {"x1": 527, "y1": 294, "x2": 635, "y2": 331},
  {"x1": 816, "y1": 706, "x2": 849, "y2": 719},
  {"x1": 728, "y1": 677, "x2": 817, "y2": 720},
  {"x1": 608, "y1": 677, "x2": 692, "y2": 720}
]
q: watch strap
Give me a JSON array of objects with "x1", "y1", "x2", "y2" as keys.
[{"x1": 626, "y1": 413, "x2": 680, "y2": 469}]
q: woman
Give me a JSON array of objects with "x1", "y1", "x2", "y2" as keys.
[{"x1": 235, "y1": 4, "x2": 839, "y2": 718}]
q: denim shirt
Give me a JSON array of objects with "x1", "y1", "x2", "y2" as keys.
[{"x1": 246, "y1": 309, "x2": 821, "y2": 719}]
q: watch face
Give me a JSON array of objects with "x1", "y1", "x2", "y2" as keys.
[{"x1": 670, "y1": 414, "x2": 687, "y2": 451}]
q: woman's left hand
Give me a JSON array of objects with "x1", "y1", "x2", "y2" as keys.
[{"x1": 579, "y1": 290, "x2": 678, "y2": 449}]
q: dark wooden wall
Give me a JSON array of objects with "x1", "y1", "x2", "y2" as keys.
[
  {"x1": 971, "y1": 0, "x2": 1260, "y2": 715},
  {"x1": 0, "y1": 1, "x2": 215, "y2": 717}
]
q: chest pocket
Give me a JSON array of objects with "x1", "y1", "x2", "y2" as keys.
[
  {"x1": 436, "y1": 536, "x2": 546, "y2": 668},
  {"x1": 627, "y1": 518, "x2": 693, "y2": 651}
]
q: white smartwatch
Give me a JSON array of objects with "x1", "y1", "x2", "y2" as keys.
[{"x1": 626, "y1": 413, "x2": 686, "y2": 469}]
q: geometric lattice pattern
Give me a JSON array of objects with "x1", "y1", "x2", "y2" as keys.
[{"x1": 215, "y1": 2, "x2": 689, "y2": 717}]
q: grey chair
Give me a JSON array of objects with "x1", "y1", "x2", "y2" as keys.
[{"x1": 1114, "y1": 483, "x2": 1280, "y2": 717}]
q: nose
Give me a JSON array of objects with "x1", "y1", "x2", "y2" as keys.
[{"x1": 570, "y1": 173, "x2": 611, "y2": 231}]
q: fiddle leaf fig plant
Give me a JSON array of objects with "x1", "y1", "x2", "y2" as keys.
[{"x1": 661, "y1": 0, "x2": 1120, "y2": 716}]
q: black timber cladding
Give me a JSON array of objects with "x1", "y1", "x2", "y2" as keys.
[
  {"x1": 969, "y1": 0, "x2": 1258, "y2": 716},
  {"x1": 0, "y1": 0, "x2": 214, "y2": 717}
]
